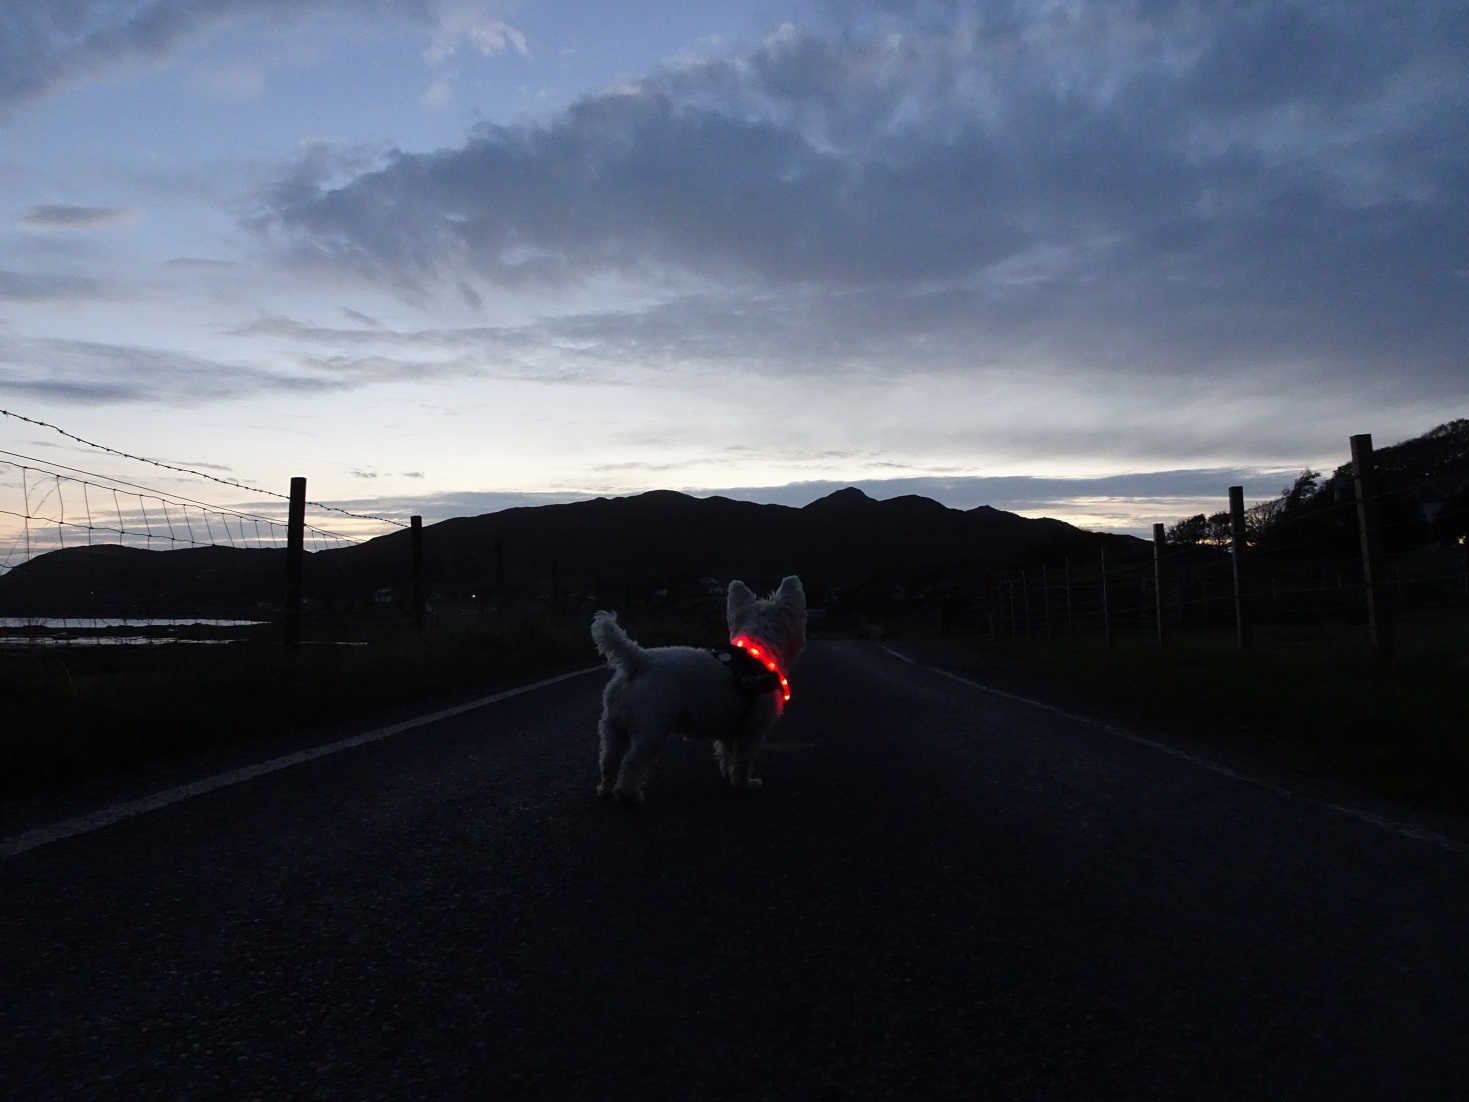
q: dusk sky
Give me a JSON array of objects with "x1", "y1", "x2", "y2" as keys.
[{"x1": 2, "y1": 0, "x2": 1466, "y2": 549}]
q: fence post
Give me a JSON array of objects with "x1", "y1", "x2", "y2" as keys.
[
  {"x1": 1351, "y1": 433, "x2": 1394, "y2": 660},
  {"x1": 1041, "y1": 564, "x2": 1052, "y2": 637},
  {"x1": 1100, "y1": 543, "x2": 1113, "y2": 644},
  {"x1": 1007, "y1": 576, "x2": 1017, "y2": 638},
  {"x1": 410, "y1": 515, "x2": 425, "y2": 631},
  {"x1": 1152, "y1": 523, "x2": 1166, "y2": 644},
  {"x1": 1229, "y1": 485, "x2": 1251, "y2": 650},
  {"x1": 1021, "y1": 569, "x2": 1032, "y2": 639},
  {"x1": 284, "y1": 476, "x2": 306, "y2": 647},
  {"x1": 1064, "y1": 557, "x2": 1074, "y2": 635}
]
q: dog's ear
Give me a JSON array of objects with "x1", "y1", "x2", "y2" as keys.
[
  {"x1": 773, "y1": 575, "x2": 806, "y2": 613},
  {"x1": 726, "y1": 580, "x2": 757, "y2": 629}
]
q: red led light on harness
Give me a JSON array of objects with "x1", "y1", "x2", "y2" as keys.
[{"x1": 730, "y1": 634, "x2": 791, "y2": 701}]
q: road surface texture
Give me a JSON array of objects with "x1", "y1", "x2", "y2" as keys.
[{"x1": 4, "y1": 640, "x2": 1467, "y2": 1099}]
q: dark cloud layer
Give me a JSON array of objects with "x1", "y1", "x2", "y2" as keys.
[
  {"x1": 0, "y1": 0, "x2": 436, "y2": 110},
  {"x1": 0, "y1": 269, "x2": 102, "y2": 301},
  {"x1": 253, "y1": 1, "x2": 1468, "y2": 402},
  {"x1": 21, "y1": 204, "x2": 132, "y2": 229},
  {"x1": 0, "y1": 337, "x2": 340, "y2": 405}
]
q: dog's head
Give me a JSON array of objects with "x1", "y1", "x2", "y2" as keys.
[{"x1": 726, "y1": 575, "x2": 807, "y2": 666}]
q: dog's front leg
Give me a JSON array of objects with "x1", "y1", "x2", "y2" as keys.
[
  {"x1": 725, "y1": 732, "x2": 766, "y2": 791},
  {"x1": 712, "y1": 739, "x2": 733, "y2": 782}
]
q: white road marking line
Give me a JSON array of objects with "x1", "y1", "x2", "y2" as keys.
[
  {"x1": 878, "y1": 644, "x2": 1469, "y2": 855},
  {"x1": 3, "y1": 666, "x2": 604, "y2": 860}
]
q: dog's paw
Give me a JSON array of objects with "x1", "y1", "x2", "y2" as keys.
[
  {"x1": 613, "y1": 785, "x2": 645, "y2": 807},
  {"x1": 596, "y1": 781, "x2": 613, "y2": 798},
  {"x1": 728, "y1": 776, "x2": 764, "y2": 792}
]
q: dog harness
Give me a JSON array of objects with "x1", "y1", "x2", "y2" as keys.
[{"x1": 717, "y1": 635, "x2": 791, "y2": 702}]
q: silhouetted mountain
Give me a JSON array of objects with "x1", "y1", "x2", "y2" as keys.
[
  {"x1": 0, "y1": 488, "x2": 1149, "y2": 617},
  {"x1": 803, "y1": 487, "x2": 874, "y2": 511}
]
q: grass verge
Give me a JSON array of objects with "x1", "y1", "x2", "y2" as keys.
[
  {"x1": 891, "y1": 609, "x2": 1469, "y2": 817},
  {"x1": 1, "y1": 607, "x2": 671, "y2": 803}
]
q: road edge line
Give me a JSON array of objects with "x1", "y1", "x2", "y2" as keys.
[
  {"x1": 877, "y1": 644, "x2": 1469, "y2": 855},
  {"x1": 3, "y1": 666, "x2": 604, "y2": 860}
]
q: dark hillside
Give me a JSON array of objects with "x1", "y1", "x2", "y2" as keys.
[{"x1": 0, "y1": 488, "x2": 1149, "y2": 616}]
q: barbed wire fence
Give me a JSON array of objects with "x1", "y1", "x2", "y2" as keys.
[
  {"x1": 981, "y1": 433, "x2": 1469, "y2": 661},
  {"x1": 0, "y1": 409, "x2": 414, "y2": 648}
]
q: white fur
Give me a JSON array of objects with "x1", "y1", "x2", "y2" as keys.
[{"x1": 590, "y1": 576, "x2": 807, "y2": 805}]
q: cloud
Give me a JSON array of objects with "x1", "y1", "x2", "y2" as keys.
[
  {"x1": 422, "y1": 6, "x2": 528, "y2": 65},
  {"x1": 192, "y1": 60, "x2": 268, "y2": 101},
  {"x1": 0, "y1": 336, "x2": 340, "y2": 405},
  {"x1": 21, "y1": 205, "x2": 135, "y2": 230},
  {"x1": 249, "y1": 0, "x2": 1468, "y2": 415},
  {"x1": 2, "y1": 0, "x2": 278, "y2": 108},
  {"x1": 0, "y1": 270, "x2": 102, "y2": 301},
  {"x1": 420, "y1": 75, "x2": 454, "y2": 108},
  {"x1": 225, "y1": 312, "x2": 611, "y2": 384},
  {"x1": 681, "y1": 470, "x2": 1297, "y2": 515},
  {"x1": 456, "y1": 281, "x2": 483, "y2": 309},
  {"x1": 0, "y1": 0, "x2": 519, "y2": 111},
  {"x1": 301, "y1": 467, "x2": 1307, "y2": 538},
  {"x1": 164, "y1": 257, "x2": 239, "y2": 270}
]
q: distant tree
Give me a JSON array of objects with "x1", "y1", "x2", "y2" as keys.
[
  {"x1": 1163, "y1": 508, "x2": 1260, "y2": 549},
  {"x1": 1245, "y1": 496, "x2": 1284, "y2": 546},
  {"x1": 1166, "y1": 514, "x2": 1210, "y2": 546},
  {"x1": 1207, "y1": 512, "x2": 1233, "y2": 546},
  {"x1": 1281, "y1": 469, "x2": 1322, "y2": 512}
]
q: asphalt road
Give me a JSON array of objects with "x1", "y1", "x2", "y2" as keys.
[{"x1": 4, "y1": 640, "x2": 1467, "y2": 1100}]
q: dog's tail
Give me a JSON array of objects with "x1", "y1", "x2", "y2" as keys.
[{"x1": 590, "y1": 611, "x2": 648, "y2": 677}]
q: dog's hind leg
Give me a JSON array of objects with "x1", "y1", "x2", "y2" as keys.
[
  {"x1": 597, "y1": 714, "x2": 630, "y2": 798},
  {"x1": 712, "y1": 739, "x2": 733, "y2": 782},
  {"x1": 613, "y1": 723, "x2": 670, "y2": 806}
]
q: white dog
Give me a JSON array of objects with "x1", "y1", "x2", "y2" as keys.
[{"x1": 590, "y1": 576, "x2": 807, "y2": 804}]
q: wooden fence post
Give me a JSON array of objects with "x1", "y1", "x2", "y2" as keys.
[
  {"x1": 1021, "y1": 569, "x2": 1032, "y2": 640},
  {"x1": 1100, "y1": 543, "x2": 1113, "y2": 644},
  {"x1": 1351, "y1": 433, "x2": 1394, "y2": 660},
  {"x1": 1007, "y1": 576, "x2": 1017, "y2": 638},
  {"x1": 1153, "y1": 523, "x2": 1166, "y2": 645},
  {"x1": 1064, "y1": 557, "x2": 1074, "y2": 636},
  {"x1": 410, "y1": 515, "x2": 425, "y2": 631},
  {"x1": 1041, "y1": 564, "x2": 1052, "y2": 638},
  {"x1": 1229, "y1": 485, "x2": 1251, "y2": 650},
  {"x1": 284, "y1": 476, "x2": 305, "y2": 647}
]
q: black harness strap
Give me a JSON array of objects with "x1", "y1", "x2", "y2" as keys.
[{"x1": 709, "y1": 646, "x2": 782, "y2": 698}]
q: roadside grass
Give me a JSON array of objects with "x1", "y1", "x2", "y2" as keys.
[
  {"x1": 1, "y1": 603, "x2": 725, "y2": 802},
  {"x1": 890, "y1": 608, "x2": 1469, "y2": 816},
  {"x1": 9, "y1": 597, "x2": 1463, "y2": 818}
]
